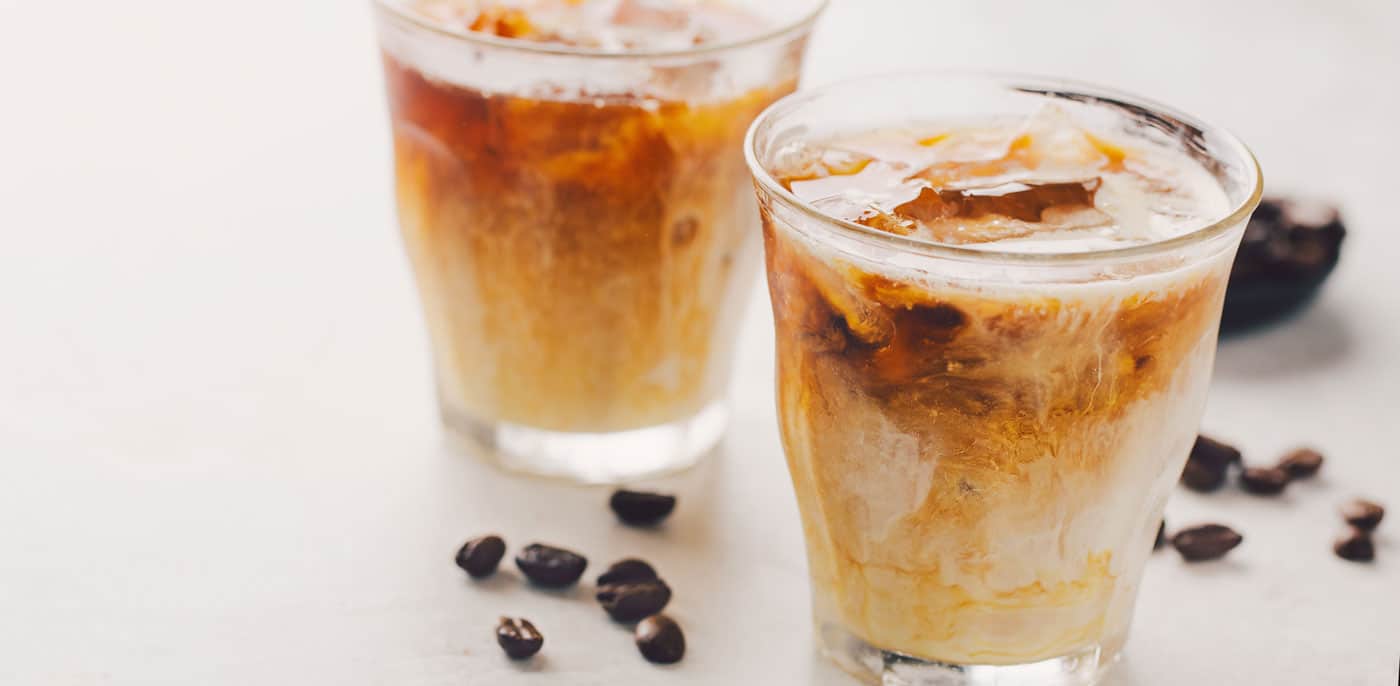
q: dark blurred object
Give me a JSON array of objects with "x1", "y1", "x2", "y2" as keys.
[
  {"x1": 1180, "y1": 434, "x2": 1240, "y2": 492},
  {"x1": 1222, "y1": 197, "x2": 1345, "y2": 333}
]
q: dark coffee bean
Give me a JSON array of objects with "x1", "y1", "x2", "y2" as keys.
[
  {"x1": 496, "y1": 617, "x2": 543, "y2": 659},
  {"x1": 610, "y1": 490, "x2": 677, "y2": 526},
  {"x1": 1239, "y1": 466, "x2": 1290, "y2": 496},
  {"x1": 635, "y1": 614, "x2": 685, "y2": 664},
  {"x1": 1277, "y1": 448, "x2": 1324, "y2": 479},
  {"x1": 455, "y1": 535, "x2": 506, "y2": 578},
  {"x1": 1190, "y1": 435, "x2": 1241, "y2": 470},
  {"x1": 1333, "y1": 530, "x2": 1375, "y2": 562},
  {"x1": 597, "y1": 579, "x2": 672, "y2": 622},
  {"x1": 1171, "y1": 524, "x2": 1243, "y2": 562},
  {"x1": 1180, "y1": 460, "x2": 1227, "y2": 492},
  {"x1": 597, "y1": 558, "x2": 659, "y2": 586},
  {"x1": 1222, "y1": 197, "x2": 1345, "y2": 333},
  {"x1": 1154, "y1": 520, "x2": 1167, "y2": 551},
  {"x1": 1341, "y1": 499, "x2": 1385, "y2": 532},
  {"x1": 515, "y1": 543, "x2": 588, "y2": 588},
  {"x1": 1180, "y1": 436, "x2": 1240, "y2": 492}
]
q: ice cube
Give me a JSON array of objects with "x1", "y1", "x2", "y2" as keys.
[
  {"x1": 912, "y1": 105, "x2": 1113, "y2": 189},
  {"x1": 930, "y1": 127, "x2": 1020, "y2": 164},
  {"x1": 857, "y1": 205, "x2": 918, "y2": 236},
  {"x1": 893, "y1": 180, "x2": 1102, "y2": 224},
  {"x1": 610, "y1": 0, "x2": 692, "y2": 31},
  {"x1": 1010, "y1": 104, "x2": 1115, "y2": 174},
  {"x1": 788, "y1": 157, "x2": 910, "y2": 208},
  {"x1": 607, "y1": 0, "x2": 707, "y2": 48},
  {"x1": 810, "y1": 194, "x2": 873, "y2": 223},
  {"x1": 820, "y1": 148, "x2": 875, "y2": 177}
]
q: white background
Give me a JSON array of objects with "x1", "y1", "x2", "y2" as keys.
[{"x1": 2, "y1": 0, "x2": 1398, "y2": 684}]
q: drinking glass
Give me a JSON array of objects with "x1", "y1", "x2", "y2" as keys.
[
  {"x1": 746, "y1": 72, "x2": 1261, "y2": 685},
  {"x1": 373, "y1": 0, "x2": 826, "y2": 482}
]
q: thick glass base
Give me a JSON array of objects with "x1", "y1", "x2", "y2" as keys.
[
  {"x1": 819, "y1": 624, "x2": 1113, "y2": 686},
  {"x1": 442, "y1": 401, "x2": 727, "y2": 484}
]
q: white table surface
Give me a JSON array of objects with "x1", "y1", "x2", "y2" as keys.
[{"x1": 2, "y1": 0, "x2": 1398, "y2": 684}]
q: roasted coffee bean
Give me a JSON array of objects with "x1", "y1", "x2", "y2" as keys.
[
  {"x1": 515, "y1": 543, "x2": 588, "y2": 588},
  {"x1": 1277, "y1": 448, "x2": 1324, "y2": 479},
  {"x1": 1180, "y1": 436, "x2": 1240, "y2": 492},
  {"x1": 597, "y1": 579, "x2": 672, "y2": 622},
  {"x1": 610, "y1": 490, "x2": 677, "y2": 526},
  {"x1": 1341, "y1": 499, "x2": 1385, "y2": 532},
  {"x1": 496, "y1": 617, "x2": 543, "y2": 659},
  {"x1": 1171, "y1": 524, "x2": 1243, "y2": 562},
  {"x1": 1180, "y1": 460, "x2": 1227, "y2": 492},
  {"x1": 1222, "y1": 197, "x2": 1346, "y2": 332},
  {"x1": 1239, "y1": 466, "x2": 1290, "y2": 496},
  {"x1": 1333, "y1": 530, "x2": 1375, "y2": 562},
  {"x1": 1190, "y1": 435, "x2": 1241, "y2": 471},
  {"x1": 455, "y1": 535, "x2": 506, "y2": 578},
  {"x1": 597, "y1": 558, "x2": 659, "y2": 586},
  {"x1": 1154, "y1": 520, "x2": 1167, "y2": 551},
  {"x1": 635, "y1": 614, "x2": 685, "y2": 664}
]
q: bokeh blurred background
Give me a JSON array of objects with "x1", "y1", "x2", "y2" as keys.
[{"x1": 1, "y1": 1, "x2": 1395, "y2": 684}]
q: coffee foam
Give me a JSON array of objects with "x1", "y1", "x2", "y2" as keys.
[{"x1": 779, "y1": 106, "x2": 1233, "y2": 255}]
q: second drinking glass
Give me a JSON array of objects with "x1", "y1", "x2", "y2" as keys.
[{"x1": 373, "y1": 0, "x2": 826, "y2": 482}]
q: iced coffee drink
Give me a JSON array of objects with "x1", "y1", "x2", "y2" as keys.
[
  {"x1": 747, "y1": 75, "x2": 1261, "y2": 684},
  {"x1": 372, "y1": 0, "x2": 823, "y2": 481}
]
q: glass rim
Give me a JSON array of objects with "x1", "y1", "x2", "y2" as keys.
[
  {"x1": 370, "y1": 0, "x2": 830, "y2": 60},
  {"x1": 744, "y1": 70, "x2": 1265, "y2": 266}
]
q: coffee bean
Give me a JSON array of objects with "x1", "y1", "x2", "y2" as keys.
[
  {"x1": 1192, "y1": 435, "x2": 1242, "y2": 470},
  {"x1": 597, "y1": 558, "x2": 659, "y2": 586},
  {"x1": 597, "y1": 579, "x2": 672, "y2": 622},
  {"x1": 1333, "y1": 530, "x2": 1375, "y2": 562},
  {"x1": 1180, "y1": 460, "x2": 1227, "y2": 492},
  {"x1": 515, "y1": 543, "x2": 588, "y2": 588},
  {"x1": 1171, "y1": 524, "x2": 1243, "y2": 562},
  {"x1": 1154, "y1": 520, "x2": 1167, "y2": 551},
  {"x1": 455, "y1": 535, "x2": 506, "y2": 578},
  {"x1": 1222, "y1": 197, "x2": 1345, "y2": 332},
  {"x1": 1341, "y1": 499, "x2": 1385, "y2": 532},
  {"x1": 1277, "y1": 448, "x2": 1324, "y2": 479},
  {"x1": 1239, "y1": 466, "x2": 1290, "y2": 496},
  {"x1": 496, "y1": 617, "x2": 543, "y2": 659},
  {"x1": 635, "y1": 614, "x2": 685, "y2": 664},
  {"x1": 1180, "y1": 436, "x2": 1240, "y2": 493},
  {"x1": 610, "y1": 490, "x2": 677, "y2": 526}
]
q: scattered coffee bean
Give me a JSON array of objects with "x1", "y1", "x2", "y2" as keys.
[
  {"x1": 597, "y1": 579, "x2": 672, "y2": 622},
  {"x1": 1333, "y1": 530, "x2": 1375, "y2": 563},
  {"x1": 496, "y1": 617, "x2": 544, "y2": 659},
  {"x1": 610, "y1": 490, "x2": 677, "y2": 526},
  {"x1": 635, "y1": 614, "x2": 685, "y2": 664},
  {"x1": 1180, "y1": 460, "x2": 1227, "y2": 492},
  {"x1": 1192, "y1": 435, "x2": 1242, "y2": 469},
  {"x1": 1154, "y1": 520, "x2": 1167, "y2": 551},
  {"x1": 597, "y1": 558, "x2": 659, "y2": 586},
  {"x1": 515, "y1": 543, "x2": 588, "y2": 588},
  {"x1": 1222, "y1": 197, "x2": 1345, "y2": 332},
  {"x1": 1171, "y1": 524, "x2": 1244, "y2": 562},
  {"x1": 1341, "y1": 499, "x2": 1385, "y2": 532},
  {"x1": 1180, "y1": 436, "x2": 1240, "y2": 492},
  {"x1": 1277, "y1": 447, "x2": 1324, "y2": 479},
  {"x1": 455, "y1": 535, "x2": 506, "y2": 578},
  {"x1": 1239, "y1": 466, "x2": 1290, "y2": 496}
]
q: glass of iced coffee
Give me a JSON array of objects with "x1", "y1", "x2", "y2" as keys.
[
  {"x1": 372, "y1": 0, "x2": 825, "y2": 482},
  {"x1": 747, "y1": 73, "x2": 1261, "y2": 684}
]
